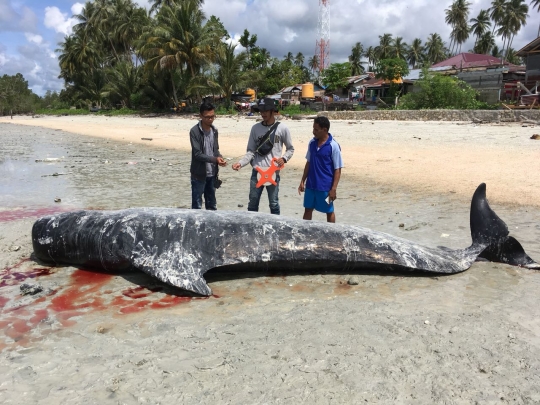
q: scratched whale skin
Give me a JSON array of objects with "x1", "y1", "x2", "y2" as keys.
[{"x1": 32, "y1": 183, "x2": 539, "y2": 296}]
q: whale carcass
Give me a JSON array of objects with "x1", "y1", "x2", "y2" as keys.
[{"x1": 32, "y1": 184, "x2": 539, "y2": 296}]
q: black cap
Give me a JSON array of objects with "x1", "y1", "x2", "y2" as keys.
[{"x1": 252, "y1": 97, "x2": 277, "y2": 112}]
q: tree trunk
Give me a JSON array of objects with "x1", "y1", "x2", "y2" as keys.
[{"x1": 171, "y1": 74, "x2": 178, "y2": 107}]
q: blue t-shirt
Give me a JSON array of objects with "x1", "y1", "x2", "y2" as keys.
[{"x1": 305, "y1": 134, "x2": 344, "y2": 191}]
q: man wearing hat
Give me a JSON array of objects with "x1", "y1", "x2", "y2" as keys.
[{"x1": 232, "y1": 97, "x2": 294, "y2": 215}]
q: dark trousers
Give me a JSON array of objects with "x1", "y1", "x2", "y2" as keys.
[{"x1": 191, "y1": 176, "x2": 217, "y2": 210}]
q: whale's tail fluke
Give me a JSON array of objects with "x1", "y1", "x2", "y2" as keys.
[{"x1": 470, "y1": 183, "x2": 539, "y2": 269}]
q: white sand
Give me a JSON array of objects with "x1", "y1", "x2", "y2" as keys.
[
  {"x1": 1, "y1": 115, "x2": 540, "y2": 404},
  {"x1": 2, "y1": 114, "x2": 540, "y2": 206}
]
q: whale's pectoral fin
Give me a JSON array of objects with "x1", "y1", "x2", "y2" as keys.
[
  {"x1": 130, "y1": 241, "x2": 213, "y2": 296},
  {"x1": 480, "y1": 236, "x2": 540, "y2": 270}
]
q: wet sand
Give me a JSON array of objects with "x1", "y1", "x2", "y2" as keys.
[{"x1": 1, "y1": 116, "x2": 540, "y2": 404}]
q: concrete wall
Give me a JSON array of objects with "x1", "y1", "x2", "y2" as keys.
[{"x1": 318, "y1": 109, "x2": 540, "y2": 122}]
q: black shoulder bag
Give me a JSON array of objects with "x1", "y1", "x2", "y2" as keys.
[{"x1": 255, "y1": 122, "x2": 280, "y2": 156}]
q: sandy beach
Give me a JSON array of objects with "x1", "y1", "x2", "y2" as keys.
[{"x1": 1, "y1": 114, "x2": 540, "y2": 404}]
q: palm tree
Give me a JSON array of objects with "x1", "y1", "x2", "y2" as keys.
[
  {"x1": 425, "y1": 33, "x2": 447, "y2": 64},
  {"x1": 446, "y1": 0, "x2": 471, "y2": 54},
  {"x1": 498, "y1": 0, "x2": 529, "y2": 62},
  {"x1": 294, "y1": 52, "x2": 305, "y2": 67},
  {"x1": 407, "y1": 38, "x2": 424, "y2": 68},
  {"x1": 348, "y1": 42, "x2": 364, "y2": 75},
  {"x1": 470, "y1": 9, "x2": 491, "y2": 49},
  {"x1": 138, "y1": 0, "x2": 220, "y2": 105},
  {"x1": 284, "y1": 52, "x2": 294, "y2": 64},
  {"x1": 392, "y1": 37, "x2": 408, "y2": 60},
  {"x1": 103, "y1": 61, "x2": 143, "y2": 107},
  {"x1": 375, "y1": 33, "x2": 393, "y2": 60},
  {"x1": 489, "y1": 0, "x2": 507, "y2": 35},
  {"x1": 365, "y1": 46, "x2": 377, "y2": 69},
  {"x1": 308, "y1": 55, "x2": 320, "y2": 74},
  {"x1": 475, "y1": 31, "x2": 496, "y2": 54},
  {"x1": 149, "y1": 0, "x2": 203, "y2": 15},
  {"x1": 208, "y1": 43, "x2": 249, "y2": 108}
]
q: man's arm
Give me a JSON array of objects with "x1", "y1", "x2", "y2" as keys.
[
  {"x1": 233, "y1": 127, "x2": 257, "y2": 170},
  {"x1": 328, "y1": 168, "x2": 341, "y2": 201},
  {"x1": 281, "y1": 126, "x2": 295, "y2": 163},
  {"x1": 297, "y1": 162, "x2": 310, "y2": 194}
]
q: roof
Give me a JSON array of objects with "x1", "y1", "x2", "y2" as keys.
[
  {"x1": 432, "y1": 53, "x2": 521, "y2": 70},
  {"x1": 346, "y1": 73, "x2": 375, "y2": 84},
  {"x1": 516, "y1": 36, "x2": 540, "y2": 56},
  {"x1": 404, "y1": 66, "x2": 453, "y2": 80},
  {"x1": 279, "y1": 83, "x2": 325, "y2": 94}
]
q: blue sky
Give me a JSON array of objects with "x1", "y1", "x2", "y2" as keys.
[{"x1": 0, "y1": 0, "x2": 538, "y2": 96}]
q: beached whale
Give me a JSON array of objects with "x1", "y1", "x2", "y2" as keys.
[{"x1": 32, "y1": 183, "x2": 539, "y2": 296}]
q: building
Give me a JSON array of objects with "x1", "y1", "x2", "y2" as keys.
[{"x1": 404, "y1": 53, "x2": 526, "y2": 104}]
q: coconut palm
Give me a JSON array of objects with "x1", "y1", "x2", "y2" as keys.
[
  {"x1": 149, "y1": 0, "x2": 203, "y2": 15},
  {"x1": 308, "y1": 55, "x2": 320, "y2": 74},
  {"x1": 470, "y1": 9, "x2": 491, "y2": 49},
  {"x1": 138, "y1": 0, "x2": 220, "y2": 104},
  {"x1": 425, "y1": 33, "x2": 447, "y2": 64},
  {"x1": 348, "y1": 42, "x2": 364, "y2": 75},
  {"x1": 489, "y1": 0, "x2": 507, "y2": 34},
  {"x1": 207, "y1": 43, "x2": 249, "y2": 108},
  {"x1": 475, "y1": 31, "x2": 496, "y2": 54},
  {"x1": 294, "y1": 52, "x2": 305, "y2": 67},
  {"x1": 446, "y1": 0, "x2": 471, "y2": 54},
  {"x1": 375, "y1": 33, "x2": 393, "y2": 60},
  {"x1": 498, "y1": 0, "x2": 529, "y2": 62},
  {"x1": 392, "y1": 37, "x2": 408, "y2": 60},
  {"x1": 284, "y1": 52, "x2": 294, "y2": 64},
  {"x1": 365, "y1": 46, "x2": 377, "y2": 70},
  {"x1": 407, "y1": 38, "x2": 424, "y2": 69},
  {"x1": 103, "y1": 61, "x2": 143, "y2": 107}
]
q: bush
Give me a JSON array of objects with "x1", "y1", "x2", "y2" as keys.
[
  {"x1": 280, "y1": 104, "x2": 317, "y2": 115},
  {"x1": 398, "y1": 69, "x2": 490, "y2": 110}
]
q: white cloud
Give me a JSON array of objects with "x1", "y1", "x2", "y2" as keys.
[
  {"x1": 25, "y1": 33, "x2": 43, "y2": 45},
  {"x1": 283, "y1": 28, "x2": 298, "y2": 43},
  {"x1": 44, "y1": 6, "x2": 77, "y2": 36},
  {"x1": 0, "y1": 52, "x2": 7, "y2": 66},
  {"x1": 71, "y1": 2, "x2": 84, "y2": 15}
]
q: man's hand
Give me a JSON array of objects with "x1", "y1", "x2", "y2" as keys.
[
  {"x1": 298, "y1": 181, "x2": 305, "y2": 195},
  {"x1": 217, "y1": 157, "x2": 227, "y2": 167},
  {"x1": 328, "y1": 188, "x2": 337, "y2": 202},
  {"x1": 232, "y1": 162, "x2": 241, "y2": 171},
  {"x1": 275, "y1": 158, "x2": 285, "y2": 167}
]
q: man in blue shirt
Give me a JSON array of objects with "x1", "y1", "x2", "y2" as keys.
[{"x1": 298, "y1": 116, "x2": 344, "y2": 223}]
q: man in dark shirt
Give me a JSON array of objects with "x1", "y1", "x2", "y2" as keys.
[{"x1": 189, "y1": 102, "x2": 227, "y2": 210}]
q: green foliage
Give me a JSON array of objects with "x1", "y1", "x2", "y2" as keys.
[
  {"x1": 321, "y1": 62, "x2": 351, "y2": 91},
  {"x1": 35, "y1": 108, "x2": 90, "y2": 115},
  {"x1": 280, "y1": 104, "x2": 317, "y2": 116},
  {"x1": 0, "y1": 73, "x2": 40, "y2": 114},
  {"x1": 374, "y1": 58, "x2": 409, "y2": 81},
  {"x1": 397, "y1": 68, "x2": 488, "y2": 110},
  {"x1": 256, "y1": 59, "x2": 307, "y2": 96}
]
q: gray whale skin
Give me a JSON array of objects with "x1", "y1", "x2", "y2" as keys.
[{"x1": 32, "y1": 183, "x2": 539, "y2": 296}]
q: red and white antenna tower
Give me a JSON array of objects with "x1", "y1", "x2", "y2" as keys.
[{"x1": 315, "y1": 0, "x2": 330, "y2": 75}]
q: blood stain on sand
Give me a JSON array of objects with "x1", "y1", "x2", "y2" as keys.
[
  {"x1": 0, "y1": 267, "x2": 213, "y2": 350},
  {"x1": 0, "y1": 207, "x2": 67, "y2": 223},
  {"x1": 0, "y1": 262, "x2": 53, "y2": 288}
]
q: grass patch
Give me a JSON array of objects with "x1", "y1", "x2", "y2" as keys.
[{"x1": 280, "y1": 104, "x2": 317, "y2": 116}]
